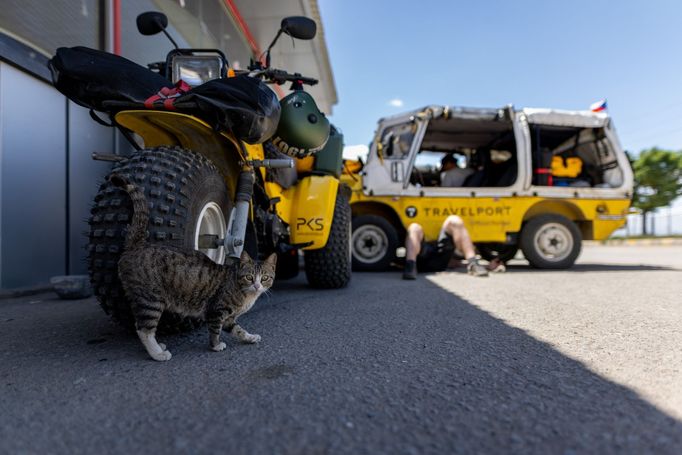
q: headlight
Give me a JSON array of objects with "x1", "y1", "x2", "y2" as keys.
[{"x1": 171, "y1": 55, "x2": 224, "y2": 87}]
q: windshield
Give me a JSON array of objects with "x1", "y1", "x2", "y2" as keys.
[{"x1": 378, "y1": 122, "x2": 416, "y2": 160}]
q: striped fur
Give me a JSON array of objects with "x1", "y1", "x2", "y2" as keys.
[
  {"x1": 110, "y1": 174, "x2": 276, "y2": 361},
  {"x1": 108, "y1": 175, "x2": 148, "y2": 250}
]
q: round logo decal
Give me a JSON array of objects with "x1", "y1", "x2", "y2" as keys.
[{"x1": 405, "y1": 206, "x2": 418, "y2": 218}]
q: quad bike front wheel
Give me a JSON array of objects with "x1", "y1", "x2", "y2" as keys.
[
  {"x1": 88, "y1": 146, "x2": 231, "y2": 333},
  {"x1": 303, "y1": 189, "x2": 352, "y2": 288}
]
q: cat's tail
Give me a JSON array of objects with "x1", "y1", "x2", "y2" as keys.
[{"x1": 109, "y1": 174, "x2": 148, "y2": 250}]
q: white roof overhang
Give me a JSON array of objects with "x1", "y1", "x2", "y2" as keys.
[
  {"x1": 522, "y1": 108, "x2": 609, "y2": 128},
  {"x1": 229, "y1": 0, "x2": 338, "y2": 114}
]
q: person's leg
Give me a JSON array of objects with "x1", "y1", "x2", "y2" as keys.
[
  {"x1": 441, "y1": 216, "x2": 488, "y2": 277},
  {"x1": 403, "y1": 223, "x2": 424, "y2": 279},
  {"x1": 405, "y1": 223, "x2": 424, "y2": 261},
  {"x1": 441, "y1": 216, "x2": 476, "y2": 260}
]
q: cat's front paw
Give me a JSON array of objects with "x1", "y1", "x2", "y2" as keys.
[
  {"x1": 210, "y1": 342, "x2": 227, "y2": 352},
  {"x1": 243, "y1": 333, "x2": 261, "y2": 344},
  {"x1": 150, "y1": 350, "x2": 172, "y2": 362}
]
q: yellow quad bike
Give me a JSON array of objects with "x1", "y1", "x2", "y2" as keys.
[{"x1": 50, "y1": 13, "x2": 351, "y2": 332}]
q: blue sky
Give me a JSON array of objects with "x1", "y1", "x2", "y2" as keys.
[{"x1": 318, "y1": 0, "x2": 682, "y2": 155}]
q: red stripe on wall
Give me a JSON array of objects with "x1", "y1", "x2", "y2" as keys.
[
  {"x1": 222, "y1": 0, "x2": 262, "y2": 57},
  {"x1": 113, "y1": 0, "x2": 121, "y2": 55},
  {"x1": 222, "y1": 0, "x2": 285, "y2": 98}
]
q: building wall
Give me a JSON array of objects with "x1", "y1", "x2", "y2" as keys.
[{"x1": 0, "y1": 61, "x2": 119, "y2": 288}]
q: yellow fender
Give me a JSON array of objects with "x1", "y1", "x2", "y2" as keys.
[
  {"x1": 265, "y1": 176, "x2": 339, "y2": 250},
  {"x1": 114, "y1": 110, "x2": 247, "y2": 193}
]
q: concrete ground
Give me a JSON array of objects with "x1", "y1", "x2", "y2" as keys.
[{"x1": 1, "y1": 245, "x2": 681, "y2": 454}]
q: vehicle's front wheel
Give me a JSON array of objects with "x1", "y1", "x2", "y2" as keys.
[
  {"x1": 88, "y1": 146, "x2": 231, "y2": 332},
  {"x1": 520, "y1": 214, "x2": 581, "y2": 269},
  {"x1": 303, "y1": 189, "x2": 352, "y2": 288},
  {"x1": 351, "y1": 215, "x2": 399, "y2": 271}
]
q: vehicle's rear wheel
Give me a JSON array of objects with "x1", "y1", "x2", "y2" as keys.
[
  {"x1": 351, "y1": 215, "x2": 399, "y2": 271},
  {"x1": 520, "y1": 214, "x2": 581, "y2": 269},
  {"x1": 303, "y1": 189, "x2": 352, "y2": 288},
  {"x1": 88, "y1": 146, "x2": 231, "y2": 333},
  {"x1": 477, "y1": 243, "x2": 519, "y2": 263}
]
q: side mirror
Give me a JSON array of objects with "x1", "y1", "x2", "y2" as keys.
[
  {"x1": 262, "y1": 16, "x2": 316, "y2": 68},
  {"x1": 137, "y1": 11, "x2": 168, "y2": 36},
  {"x1": 280, "y1": 16, "x2": 317, "y2": 40}
]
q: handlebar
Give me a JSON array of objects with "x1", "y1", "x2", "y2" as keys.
[
  {"x1": 249, "y1": 158, "x2": 295, "y2": 169},
  {"x1": 246, "y1": 68, "x2": 318, "y2": 86}
]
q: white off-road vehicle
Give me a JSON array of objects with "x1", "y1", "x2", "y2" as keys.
[{"x1": 342, "y1": 105, "x2": 633, "y2": 269}]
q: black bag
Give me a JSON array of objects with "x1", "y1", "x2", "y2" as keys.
[
  {"x1": 49, "y1": 47, "x2": 280, "y2": 144},
  {"x1": 176, "y1": 76, "x2": 281, "y2": 144},
  {"x1": 48, "y1": 46, "x2": 172, "y2": 111}
]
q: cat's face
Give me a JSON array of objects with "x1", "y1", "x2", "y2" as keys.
[{"x1": 238, "y1": 252, "x2": 277, "y2": 295}]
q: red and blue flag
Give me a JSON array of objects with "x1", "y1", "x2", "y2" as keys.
[{"x1": 590, "y1": 99, "x2": 607, "y2": 112}]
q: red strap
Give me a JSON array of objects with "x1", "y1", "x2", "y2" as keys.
[
  {"x1": 175, "y1": 80, "x2": 191, "y2": 93},
  {"x1": 144, "y1": 80, "x2": 191, "y2": 110},
  {"x1": 144, "y1": 94, "x2": 160, "y2": 109},
  {"x1": 534, "y1": 168, "x2": 553, "y2": 186}
]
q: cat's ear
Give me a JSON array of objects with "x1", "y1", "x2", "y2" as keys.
[
  {"x1": 240, "y1": 250, "x2": 253, "y2": 263},
  {"x1": 264, "y1": 253, "x2": 277, "y2": 268}
]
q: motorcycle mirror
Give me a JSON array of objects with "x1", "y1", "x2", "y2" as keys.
[
  {"x1": 262, "y1": 16, "x2": 316, "y2": 68},
  {"x1": 280, "y1": 16, "x2": 316, "y2": 40},
  {"x1": 137, "y1": 11, "x2": 169, "y2": 36},
  {"x1": 137, "y1": 11, "x2": 178, "y2": 49}
]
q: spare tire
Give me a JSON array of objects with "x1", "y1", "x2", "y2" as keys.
[{"x1": 88, "y1": 146, "x2": 231, "y2": 333}]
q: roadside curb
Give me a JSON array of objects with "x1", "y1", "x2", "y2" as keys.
[{"x1": 588, "y1": 238, "x2": 682, "y2": 247}]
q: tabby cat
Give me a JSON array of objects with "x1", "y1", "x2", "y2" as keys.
[{"x1": 110, "y1": 174, "x2": 276, "y2": 361}]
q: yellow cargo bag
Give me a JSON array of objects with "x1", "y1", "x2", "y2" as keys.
[{"x1": 551, "y1": 156, "x2": 583, "y2": 178}]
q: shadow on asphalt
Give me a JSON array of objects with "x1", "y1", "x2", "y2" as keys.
[{"x1": 1, "y1": 272, "x2": 681, "y2": 453}]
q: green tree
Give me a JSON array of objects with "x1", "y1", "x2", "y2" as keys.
[{"x1": 632, "y1": 147, "x2": 682, "y2": 235}]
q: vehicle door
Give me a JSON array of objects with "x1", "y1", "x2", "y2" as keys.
[{"x1": 362, "y1": 114, "x2": 427, "y2": 197}]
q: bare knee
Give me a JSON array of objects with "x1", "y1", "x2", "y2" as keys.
[
  {"x1": 407, "y1": 223, "x2": 423, "y2": 234},
  {"x1": 444, "y1": 215, "x2": 464, "y2": 230},
  {"x1": 406, "y1": 223, "x2": 424, "y2": 245}
]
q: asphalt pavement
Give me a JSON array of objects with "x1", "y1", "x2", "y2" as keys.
[{"x1": 1, "y1": 245, "x2": 681, "y2": 454}]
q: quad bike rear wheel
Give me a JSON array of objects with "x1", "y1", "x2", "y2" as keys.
[
  {"x1": 88, "y1": 146, "x2": 231, "y2": 333},
  {"x1": 303, "y1": 189, "x2": 352, "y2": 288}
]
